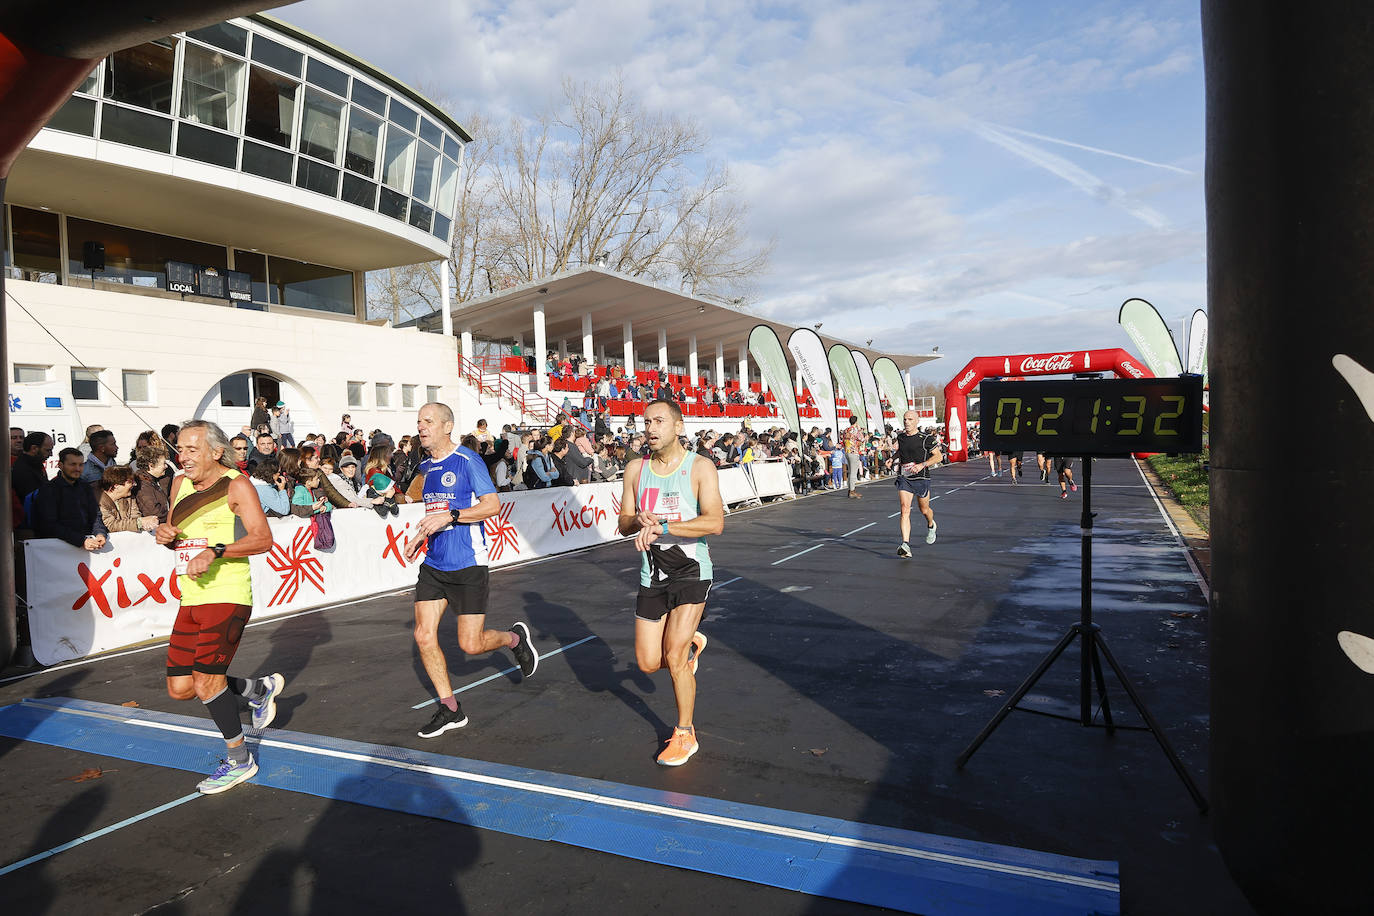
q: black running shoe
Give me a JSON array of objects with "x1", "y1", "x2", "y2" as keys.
[
  {"x1": 510, "y1": 622, "x2": 539, "y2": 678},
  {"x1": 418, "y1": 704, "x2": 468, "y2": 738}
]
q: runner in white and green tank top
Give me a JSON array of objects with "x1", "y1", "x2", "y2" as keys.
[{"x1": 619, "y1": 399, "x2": 726, "y2": 767}]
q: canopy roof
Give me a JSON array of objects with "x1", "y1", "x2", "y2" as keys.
[{"x1": 411, "y1": 267, "x2": 941, "y2": 375}]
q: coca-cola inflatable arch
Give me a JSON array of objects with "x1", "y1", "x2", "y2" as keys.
[{"x1": 942, "y1": 348, "x2": 1154, "y2": 463}]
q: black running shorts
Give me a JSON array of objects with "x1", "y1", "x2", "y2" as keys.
[
  {"x1": 636, "y1": 578, "x2": 712, "y2": 622},
  {"x1": 416, "y1": 563, "x2": 490, "y2": 614},
  {"x1": 1054, "y1": 457, "x2": 1074, "y2": 472},
  {"x1": 895, "y1": 476, "x2": 931, "y2": 498}
]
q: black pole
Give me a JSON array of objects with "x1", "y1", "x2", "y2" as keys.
[
  {"x1": 1079, "y1": 457, "x2": 1092, "y2": 726},
  {"x1": 1204, "y1": 2, "x2": 1374, "y2": 910}
]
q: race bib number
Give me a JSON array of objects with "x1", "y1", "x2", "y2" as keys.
[
  {"x1": 901, "y1": 461, "x2": 923, "y2": 477},
  {"x1": 424, "y1": 497, "x2": 450, "y2": 514},
  {"x1": 174, "y1": 538, "x2": 208, "y2": 576}
]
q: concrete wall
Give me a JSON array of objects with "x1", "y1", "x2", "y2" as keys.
[{"x1": 5, "y1": 279, "x2": 462, "y2": 450}]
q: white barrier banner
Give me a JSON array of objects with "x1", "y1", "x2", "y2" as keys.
[
  {"x1": 718, "y1": 467, "x2": 757, "y2": 507},
  {"x1": 748, "y1": 460, "x2": 796, "y2": 500},
  {"x1": 23, "y1": 482, "x2": 628, "y2": 665}
]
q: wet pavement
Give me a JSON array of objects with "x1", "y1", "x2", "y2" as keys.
[{"x1": 0, "y1": 458, "x2": 1253, "y2": 915}]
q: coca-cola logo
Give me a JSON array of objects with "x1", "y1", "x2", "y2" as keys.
[
  {"x1": 1120, "y1": 361, "x2": 1145, "y2": 379},
  {"x1": 1020, "y1": 354, "x2": 1075, "y2": 374},
  {"x1": 958, "y1": 369, "x2": 977, "y2": 389}
]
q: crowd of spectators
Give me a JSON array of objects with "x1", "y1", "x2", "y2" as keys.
[{"x1": 9, "y1": 400, "x2": 927, "y2": 550}]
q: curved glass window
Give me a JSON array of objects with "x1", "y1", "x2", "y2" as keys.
[
  {"x1": 104, "y1": 39, "x2": 177, "y2": 114},
  {"x1": 351, "y1": 79, "x2": 386, "y2": 116},
  {"x1": 268, "y1": 256, "x2": 354, "y2": 314},
  {"x1": 306, "y1": 58, "x2": 349, "y2": 97},
  {"x1": 250, "y1": 35, "x2": 302, "y2": 77},
  {"x1": 381, "y1": 128, "x2": 414, "y2": 192},
  {"x1": 436, "y1": 157, "x2": 459, "y2": 219},
  {"x1": 411, "y1": 142, "x2": 438, "y2": 204},
  {"x1": 299, "y1": 88, "x2": 343, "y2": 163},
  {"x1": 388, "y1": 99, "x2": 417, "y2": 132},
  {"x1": 344, "y1": 108, "x2": 381, "y2": 177},
  {"x1": 419, "y1": 118, "x2": 442, "y2": 149},
  {"x1": 245, "y1": 66, "x2": 298, "y2": 148},
  {"x1": 188, "y1": 23, "x2": 247, "y2": 56},
  {"x1": 180, "y1": 43, "x2": 245, "y2": 131}
]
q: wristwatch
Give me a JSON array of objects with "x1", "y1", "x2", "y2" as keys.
[
  {"x1": 212, "y1": 543, "x2": 227, "y2": 558},
  {"x1": 660, "y1": 519, "x2": 669, "y2": 537},
  {"x1": 450, "y1": 509, "x2": 463, "y2": 526}
]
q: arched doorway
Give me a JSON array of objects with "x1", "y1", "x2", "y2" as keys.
[
  {"x1": 942, "y1": 348, "x2": 1153, "y2": 462},
  {"x1": 194, "y1": 371, "x2": 319, "y2": 440}
]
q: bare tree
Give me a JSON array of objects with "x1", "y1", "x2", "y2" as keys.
[{"x1": 367, "y1": 76, "x2": 769, "y2": 323}]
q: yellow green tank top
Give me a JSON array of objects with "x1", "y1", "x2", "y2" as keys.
[{"x1": 171, "y1": 469, "x2": 252, "y2": 605}]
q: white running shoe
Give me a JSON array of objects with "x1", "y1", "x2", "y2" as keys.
[{"x1": 925, "y1": 523, "x2": 937, "y2": 545}]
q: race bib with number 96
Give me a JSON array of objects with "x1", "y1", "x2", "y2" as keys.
[{"x1": 174, "y1": 538, "x2": 208, "y2": 576}]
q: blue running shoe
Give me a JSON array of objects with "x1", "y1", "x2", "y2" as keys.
[
  {"x1": 250, "y1": 673, "x2": 285, "y2": 732},
  {"x1": 197, "y1": 755, "x2": 258, "y2": 795}
]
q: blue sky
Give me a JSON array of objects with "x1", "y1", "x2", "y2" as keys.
[{"x1": 277, "y1": 0, "x2": 1204, "y2": 385}]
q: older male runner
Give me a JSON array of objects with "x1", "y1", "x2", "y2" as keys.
[
  {"x1": 155, "y1": 420, "x2": 283, "y2": 794},
  {"x1": 894, "y1": 410, "x2": 943, "y2": 558},
  {"x1": 404, "y1": 402, "x2": 539, "y2": 738},
  {"x1": 618, "y1": 399, "x2": 725, "y2": 766}
]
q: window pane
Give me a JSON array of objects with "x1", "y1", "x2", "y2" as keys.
[
  {"x1": 122, "y1": 371, "x2": 150, "y2": 402},
  {"x1": 436, "y1": 157, "x2": 459, "y2": 217},
  {"x1": 411, "y1": 143, "x2": 438, "y2": 204},
  {"x1": 180, "y1": 43, "x2": 245, "y2": 131},
  {"x1": 71, "y1": 368, "x2": 101, "y2": 401},
  {"x1": 426, "y1": 386, "x2": 441, "y2": 403},
  {"x1": 344, "y1": 107, "x2": 381, "y2": 177},
  {"x1": 351, "y1": 79, "x2": 386, "y2": 116},
  {"x1": 103, "y1": 39, "x2": 177, "y2": 113},
  {"x1": 188, "y1": 23, "x2": 247, "y2": 56},
  {"x1": 419, "y1": 118, "x2": 442, "y2": 148},
  {"x1": 296, "y1": 158, "x2": 339, "y2": 196},
  {"x1": 402, "y1": 384, "x2": 416, "y2": 408},
  {"x1": 306, "y1": 58, "x2": 349, "y2": 96},
  {"x1": 347, "y1": 381, "x2": 364, "y2": 407},
  {"x1": 241, "y1": 141, "x2": 294, "y2": 183},
  {"x1": 376, "y1": 383, "x2": 390, "y2": 408},
  {"x1": 432, "y1": 213, "x2": 451, "y2": 242},
  {"x1": 8, "y1": 206, "x2": 61, "y2": 282},
  {"x1": 378, "y1": 187, "x2": 408, "y2": 220},
  {"x1": 99, "y1": 105, "x2": 172, "y2": 152},
  {"x1": 381, "y1": 129, "x2": 414, "y2": 191},
  {"x1": 245, "y1": 66, "x2": 298, "y2": 148},
  {"x1": 14, "y1": 365, "x2": 48, "y2": 383},
  {"x1": 341, "y1": 173, "x2": 377, "y2": 209},
  {"x1": 48, "y1": 94, "x2": 96, "y2": 136},
  {"x1": 443, "y1": 134, "x2": 462, "y2": 159},
  {"x1": 177, "y1": 122, "x2": 239, "y2": 168},
  {"x1": 388, "y1": 99, "x2": 417, "y2": 132},
  {"x1": 268, "y1": 256, "x2": 354, "y2": 314},
  {"x1": 76, "y1": 64, "x2": 99, "y2": 96},
  {"x1": 66, "y1": 215, "x2": 226, "y2": 288},
  {"x1": 232, "y1": 250, "x2": 269, "y2": 304},
  {"x1": 408, "y1": 202, "x2": 433, "y2": 232},
  {"x1": 220, "y1": 372, "x2": 251, "y2": 407},
  {"x1": 250, "y1": 35, "x2": 302, "y2": 76},
  {"x1": 299, "y1": 87, "x2": 343, "y2": 162}
]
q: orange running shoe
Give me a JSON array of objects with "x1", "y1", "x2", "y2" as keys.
[
  {"x1": 657, "y1": 727, "x2": 699, "y2": 766},
  {"x1": 689, "y1": 631, "x2": 708, "y2": 676}
]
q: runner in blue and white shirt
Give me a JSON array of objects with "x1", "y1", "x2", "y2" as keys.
[{"x1": 403, "y1": 402, "x2": 539, "y2": 738}]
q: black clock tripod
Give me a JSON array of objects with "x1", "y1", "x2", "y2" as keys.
[{"x1": 954, "y1": 456, "x2": 1209, "y2": 813}]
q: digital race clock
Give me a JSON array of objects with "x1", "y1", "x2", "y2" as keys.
[{"x1": 978, "y1": 376, "x2": 1204, "y2": 456}]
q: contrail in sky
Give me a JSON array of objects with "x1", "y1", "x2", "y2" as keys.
[
  {"x1": 974, "y1": 122, "x2": 1169, "y2": 229},
  {"x1": 986, "y1": 122, "x2": 1193, "y2": 175}
]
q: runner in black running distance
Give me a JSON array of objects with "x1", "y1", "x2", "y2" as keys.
[{"x1": 894, "y1": 410, "x2": 942, "y2": 557}]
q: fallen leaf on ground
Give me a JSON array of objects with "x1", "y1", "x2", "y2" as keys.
[
  {"x1": 121, "y1": 700, "x2": 140, "y2": 707},
  {"x1": 1169, "y1": 612, "x2": 1199, "y2": 619},
  {"x1": 65, "y1": 768, "x2": 112, "y2": 782},
  {"x1": 983, "y1": 689, "x2": 1005, "y2": 697},
  {"x1": 810, "y1": 748, "x2": 827, "y2": 757}
]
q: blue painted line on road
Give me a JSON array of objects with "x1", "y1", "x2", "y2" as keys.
[
  {"x1": 413, "y1": 634, "x2": 600, "y2": 709},
  {"x1": 0, "y1": 791, "x2": 201, "y2": 876},
  {"x1": 0, "y1": 698, "x2": 1119, "y2": 915}
]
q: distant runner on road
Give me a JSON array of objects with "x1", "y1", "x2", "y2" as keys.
[
  {"x1": 894, "y1": 410, "x2": 942, "y2": 558},
  {"x1": 619, "y1": 399, "x2": 725, "y2": 766}
]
